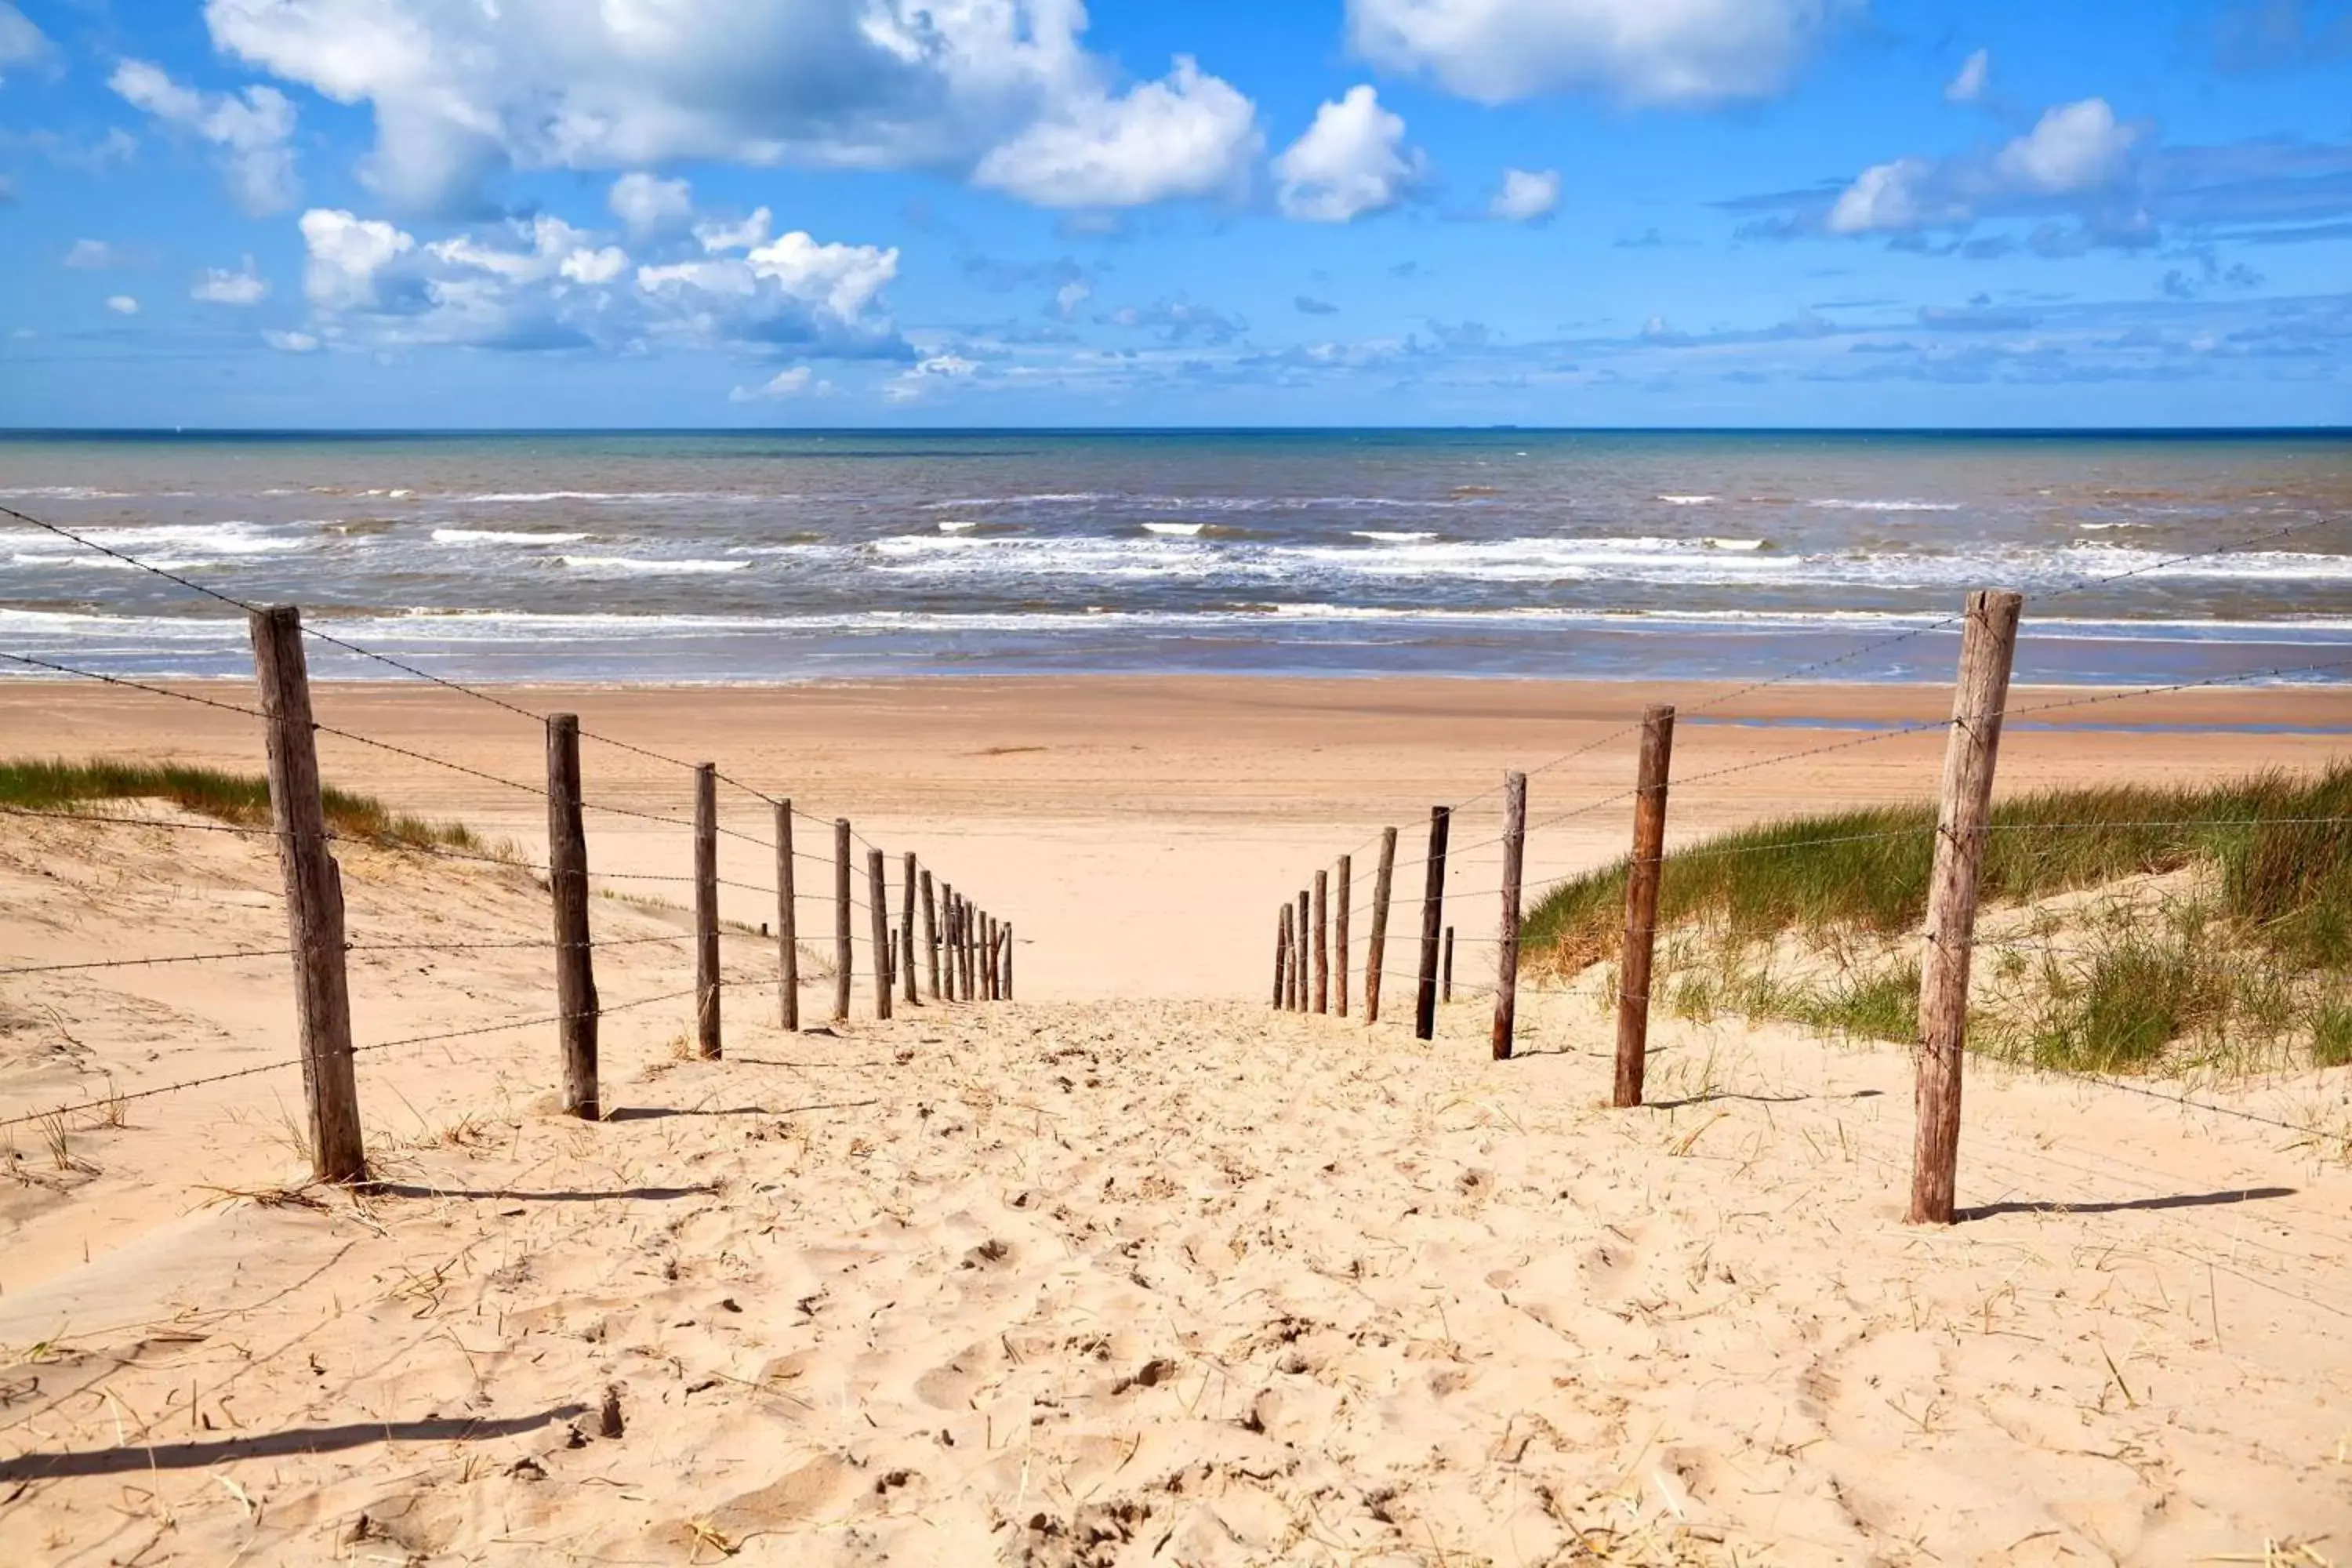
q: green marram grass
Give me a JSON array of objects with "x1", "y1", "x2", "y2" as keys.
[
  {"x1": 0, "y1": 757, "x2": 489, "y2": 854},
  {"x1": 1525, "y1": 761, "x2": 2352, "y2": 1075}
]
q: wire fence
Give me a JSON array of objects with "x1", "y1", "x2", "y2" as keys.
[
  {"x1": 1263, "y1": 542, "x2": 2352, "y2": 1213},
  {"x1": 0, "y1": 502, "x2": 1026, "y2": 1167}
]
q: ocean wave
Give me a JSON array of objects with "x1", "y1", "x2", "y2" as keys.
[
  {"x1": 1352, "y1": 531, "x2": 1438, "y2": 543},
  {"x1": 560, "y1": 555, "x2": 750, "y2": 575},
  {"x1": 3, "y1": 521, "x2": 303, "y2": 556},
  {"x1": 1657, "y1": 495, "x2": 1717, "y2": 506},
  {"x1": 432, "y1": 528, "x2": 591, "y2": 545},
  {"x1": 0, "y1": 486, "x2": 138, "y2": 499},
  {"x1": 936, "y1": 520, "x2": 980, "y2": 533},
  {"x1": 1142, "y1": 522, "x2": 1207, "y2": 536},
  {"x1": 1808, "y1": 499, "x2": 1962, "y2": 512}
]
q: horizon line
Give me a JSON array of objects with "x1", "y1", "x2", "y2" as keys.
[{"x1": 2, "y1": 424, "x2": 2349, "y2": 439}]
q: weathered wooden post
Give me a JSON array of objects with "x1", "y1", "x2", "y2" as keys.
[
  {"x1": 833, "y1": 819, "x2": 853, "y2": 1022},
  {"x1": 1002, "y1": 923, "x2": 1014, "y2": 999},
  {"x1": 1613, "y1": 706, "x2": 1676, "y2": 1108},
  {"x1": 901, "y1": 852, "x2": 920, "y2": 1006},
  {"x1": 987, "y1": 914, "x2": 1001, "y2": 1001},
  {"x1": 250, "y1": 605, "x2": 365, "y2": 1184},
  {"x1": 1313, "y1": 869, "x2": 1330, "y2": 1014},
  {"x1": 775, "y1": 801, "x2": 799, "y2": 1031},
  {"x1": 963, "y1": 899, "x2": 978, "y2": 999},
  {"x1": 921, "y1": 869, "x2": 940, "y2": 1000},
  {"x1": 1443, "y1": 927, "x2": 1455, "y2": 1003},
  {"x1": 546, "y1": 713, "x2": 598, "y2": 1118},
  {"x1": 939, "y1": 883, "x2": 956, "y2": 1000},
  {"x1": 868, "y1": 848, "x2": 893, "y2": 1021},
  {"x1": 1295, "y1": 889, "x2": 1310, "y2": 1007},
  {"x1": 693, "y1": 764, "x2": 720, "y2": 1060},
  {"x1": 1491, "y1": 771, "x2": 1527, "y2": 1062},
  {"x1": 1414, "y1": 808, "x2": 1450, "y2": 1041},
  {"x1": 1911, "y1": 590, "x2": 2024, "y2": 1225},
  {"x1": 1274, "y1": 905, "x2": 1290, "y2": 1007},
  {"x1": 1334, "y1": 854, "x2": 1352, "y2": 1017},
  {"x1": 1365, "y1": 827, "x2": 1398, "y2": 1025}
]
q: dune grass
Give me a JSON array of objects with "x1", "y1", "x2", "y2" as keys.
[
  {"x1": 0, "y1": 757, "x2": 490, "y2": 854},
  {"x1": 1525, "y1": 761, "x2": 2352, "y2": 1074}
]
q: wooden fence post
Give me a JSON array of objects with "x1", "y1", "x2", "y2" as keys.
[
  {"x1": 987, "y1": 914, "x2": 1001, "y2": 1001},
  {"x1": 1295, "y1": 890, "x2": 1310, "y2": 1010},
  {"x1": 921, "y1": 869, "x2": 940, "y2": 1000},
  {"x1": 963, "y1": 899, "x2": 977, "y2": 999},
  {"x1": 1613, "y1": 706, "x2": 1677, "y2": 1108},
  {"x1": 1443, "y1": 927, "x2": 1455, "y2": 1004},
  {"x1": 833, "y1": 819, "x2": 853, "y2": 1022},
  {"x1": 1492, "y1": 771, "x2": 1527, "y2": 1062},
  {"x1": 868, "y1": 848, "x2": 893, "y2": 1021},
  {"x1": 1911, "y1": 589, "x2": 2024, "y2": 1226},
  {"x1": 1274, "y1": 905, "x2": 1290, "y2": 1007},
  {"x1": 1334, "y1": 854, "x2": 1352, "y2": 1018},
  {"x1": 776, "y1": 801, "x2": 799, "y2": 1032},
  {"x1": 693, "y1": 764, "x2": 720, "y2": 1060},
  {"x1": 250, "y1": 605, "x2": 366, "y2": 1185},
  {"x1": 939, "y1": 884, "x2": 956, "y2": 1001},
  {"x1": 546, "y1": 714, "x2": 598, "y2": 1119},
  {"x1": 1313, "y1": 870, "x2": 1330, "y2": 1014},
  {"x1": 1365, "y1": 828, "x2": 1398, "y2": 1025},
  {"x1": 1414, "y1": 807, "x2": 1450, "y2": 1041},
  {"x1": 901, "y1": 853, "x2": 920, "y2": 1006}
]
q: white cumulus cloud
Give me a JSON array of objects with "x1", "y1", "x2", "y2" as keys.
[
  {"x1": 64, "y1": 239, "x2": 122, "y2": 269},
  {"x1": 973, "y1": 56, "x2": 1259, "y2": 207},
  {"x1": 1826, "y1": 97, "x2": 2142, "y2": 235},
  {"x1": 201, "y1": 0, "x2": 1257, "y2": 215},
  {"x1": 299, "y1": 209, "x2": 414, "y2": 309},
  {"x1": 109, "y1": 59, "x2": 298, "y2": 213},
  {"x1": 1945, "y1": 48, "x2": 1989, "y2": 103},
  {"x1": 1273, "y1": 85, "x2": 1421, "y2": 223},
  {"x1": 1489, "y1": 167, "x2": 1560, "y2": 221},
  {"x1": 194, "y1": 259, "x2": 270, "y2": 304},
  {"x1": 263, "y1": 328, "x2": 320, "y2": 351},
  {"x1": 729, "y1": 365, "x2": 825, "y2": 401},
  {"x1": 106, "y1": 295, "x2": 140, "y2": 315},
  {"x1": 608, "y1": 172, "x2": 695, "y2": 238},
  {"x1": 0, "y1": 4, "x2": 49, "y2": 78},
  {"x1": 1347, "y1": 0, "x2": 1858, "y2": 107}
]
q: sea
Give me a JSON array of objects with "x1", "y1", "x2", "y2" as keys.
[{"x1": 2, "y1": 429, "x2": 2348, "y2": 688}]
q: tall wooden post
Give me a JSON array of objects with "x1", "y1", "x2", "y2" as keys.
[
  {"x1": 921, "y1": 869, "x2": 940, "y2": 1000},
  {"x1": 1613, "y1": 706, "x2": 1677, "y2": 1108},
  {"x1": 1273, "y1": 906, "x2": 1290, "y2": 1007},
  {"x1": 546, "y1": 714, "x2": 598, "y2": 1118},
  {"x1": 986, "y1": 914, "x2": 1001, "y2": 1001},
  {"x1": 1414, "y1": 808, "x2": 1450, "y2": 1041},
  {"x1": 1334, "y1": 854, "x2": 1352, "y2": 1018},
  {"x1": 901, "y1": 852, "x2": 920, "y2": 1006},
  {"x1": 693, "y1": 764, "x2": 720, "y2": 1059},
  {"x1": 775, "y1": 801, "x2": 799, "y2": 1032},
  {"x1": 1443, "y1": 927, "x2": 1455, "y2": 1003},
  {"x1": 1295, "y1": 890, "x2": 1310, "y2": 1009},
  {"x1": 832, "y1": 819, "x2": 853, "y2": 1022},
  {"x1": 867, "y1": 848, "x2": 892, "y2": 1021},
  {"x1": 1313, "y1": 870, "x2": 1330, "y2": 1014},
  {"x1": 1002, "y1": 924, "x2": 1014, "y2": 999},
  {"x1": 1491, "y1": 771, "x2": 1527, "y2": 1062},
  {"x1": 962, "y1": 899, "x2": 977, "y2": 999},
  {"x1": 1911, "y1": 590, "x2": 2024, "y2": 1225},
  {"x1": 1365, "y1": 827, "x2": 1398, "y2": 1025},
  {"x1": 250, "y1": 606, "x2": 365, "y2": 1184},
  {"x1": 939, "y1": 883, "x2": 956, "y2": 1001}
]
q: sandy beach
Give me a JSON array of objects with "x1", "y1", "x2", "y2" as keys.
[{"x1": 2, "y1": 675, "x2": 2349, "y2": 1563}]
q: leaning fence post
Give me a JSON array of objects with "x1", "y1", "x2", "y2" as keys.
[
  {"x1": 1274, "y1": 905, "x2": 1290, "y2": 1007},
  {"x1": 1613, "y1": 706, "x2": 1677, "y2": 1107},
  {"x1": 1003, "y1": 923, "x2": 1014, "y2": 999},
  {"x1": 833, "y1": 819, "x2": 853, "y2": 1022},
  {"x1": 1443, "y1": 927, "x2": 1455, "y2": 1004},
  {"x1": 1313, "y1": 869, "x2": 1330, "y2": 1014},
  {"x1": 1491, "y1": 771, "x2": 1527, "y2": 1062},
  {"x1": 776, "y1": 801, "x2": 799, "y2": 1032},
  {"x1": 250, "y1": 605, "x2": 365, "y2": 1184},
  {"x1": 547, "y1": 714, "x2": 598, "y2": 1118},
  {"x1": 1911, "y1": 589, "x2": 2024, "y2": 1225},
  {"x1": 1365, "y1": 827, "x2": 1397, "y2": 1025},
  {"x1": 1414, "y1": 807, "x2": 1451, "y2": 1041},
  {"x1": 921, "y1": 869, "x2": 940, "y2": 1000},
  {"x1": 901, "y1": 853, "x2": 920, "y2": 1006},
  {"x1": 987, "y1": 914, "x2": 1001, "y2": 1000},
  {"x1": 867, "y1": 848, "x2": 893, "y2": 1021},
  {"x1": 1334, "y1": 854, "x2": 1352, "y2": 1018},
  {"x1": 693, "y1": 764, "x2": 720, "y2": 1059}
]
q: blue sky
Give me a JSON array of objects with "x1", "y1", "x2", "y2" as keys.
[{"x1": 3, "y1": 0, "x2": 2350, "y2": 428}]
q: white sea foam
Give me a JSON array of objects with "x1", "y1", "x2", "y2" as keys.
[
  {"x1": 1704, "y1": 538, "x2": 1767, "y2": 551},
  {"x1": 1808, "y1": 499, "x2": 1962, "y2": 512},
  {"x1": 433, "y1": 528, "x2": 591, "y2": 545},
  {"x1": 1142, "y1": 522, "x2": 1207, "y2": 536},
  {"x1": 935, "y1": 520, "x2": 980, "y2": 533},
  {"x1": 0, "y1": 486, "x2": 137, "y2": 499},
  {"x1": 1657, "y1": 495, "x2": 1717, "y2": 506},
  {"x1": 1352, "y1": 530, "x2": 1438, "y2": 543},
  {"x1": 560, "y1": 555, "x2": 749, "y2": 575},
  {"x1": 5, "y1": 521, "x2": 302, "y2": 556}
]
